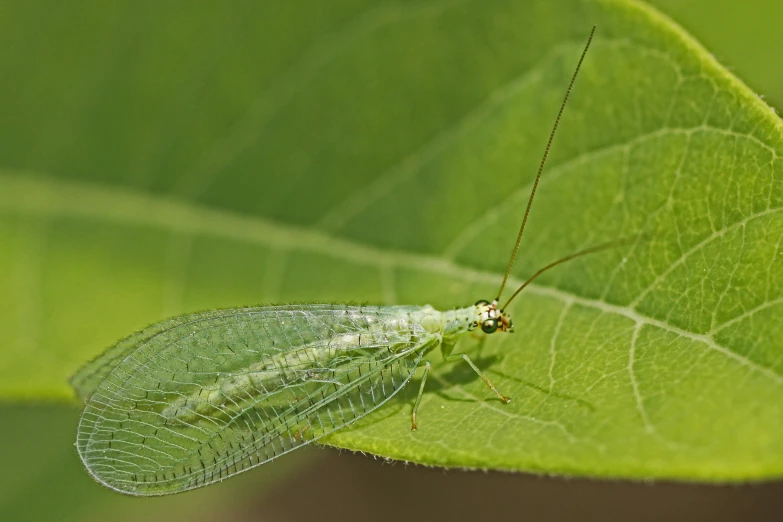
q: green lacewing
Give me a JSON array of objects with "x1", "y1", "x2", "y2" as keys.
[{"x1": 72, "y1": 27, "x2": 606, "y2": 496}]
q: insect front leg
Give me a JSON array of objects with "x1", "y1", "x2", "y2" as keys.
[
  {"x1": 410, "y1": 361, "x2": 431, "y2": 431},
  {"x1": 445, "y1": 353, "x2": 511, "y2": 404}
]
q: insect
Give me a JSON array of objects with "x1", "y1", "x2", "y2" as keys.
[{"x1": 72, "y1": 27, "x2": 608, "y2": 496}]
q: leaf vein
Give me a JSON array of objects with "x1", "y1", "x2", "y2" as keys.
[{"x1": 1, "y1": 172, "x2": 780, "y2": 384}]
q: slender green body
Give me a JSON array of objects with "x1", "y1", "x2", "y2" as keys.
[{"x1": 73, "y1": 303, "x2": 495, "y2": 496}]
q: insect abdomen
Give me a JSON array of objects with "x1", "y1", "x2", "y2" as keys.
[{"x1": 76, "y1": 305, "x2": 437, "y2": 495}]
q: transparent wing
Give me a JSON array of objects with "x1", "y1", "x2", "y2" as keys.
[
  {"x1": 71, "y1": 309, "x2": 226, "y2": 402},
  {"x1": 75, "y1": 305, "x2": 437, "y2": 496}
]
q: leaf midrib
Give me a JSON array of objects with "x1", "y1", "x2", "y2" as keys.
[{"x1": 2, "y1": 171, "x2": 780, "y2": 387}]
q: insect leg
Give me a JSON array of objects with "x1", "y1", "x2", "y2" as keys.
[
  {"x1": 410, "y1": 361, "x2": 431, "y2": 431},
  {"x1": 446, "y1": 353, "x2": 511, "y2": 404}
]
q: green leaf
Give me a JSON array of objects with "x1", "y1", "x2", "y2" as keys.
[
  {"x1": 650, "y1": 0, "x2": 783, "y2": 112},
  {"x1": 1, "y1": 0, "x2": 781, "y2": 483}
]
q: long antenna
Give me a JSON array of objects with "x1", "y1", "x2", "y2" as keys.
[
  {"x1": 500, "y1": 237, "x2": 633, "y2": 310},
  {"x1": 495, "y1": 26, "x2": 596, "y2": 302}
]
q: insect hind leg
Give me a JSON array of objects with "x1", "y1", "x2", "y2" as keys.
[{"x1": 410, "y1": 361, "x2": 431, "y2": 431}]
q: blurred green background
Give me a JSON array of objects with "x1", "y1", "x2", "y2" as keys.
[{"x1": 1, "y1": 0, "x2": 782, "y2": 521}]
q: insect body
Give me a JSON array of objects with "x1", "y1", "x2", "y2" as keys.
[
  {"x1": 72, "y1": 302, "x2": 509, "y2": 495},
  {"x1": 73, "y1": 27, "x2": 604, "y2": 496}
]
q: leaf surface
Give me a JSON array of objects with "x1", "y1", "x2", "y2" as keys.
[{"x1": 0, "y1": 0, "x2": 781, "y2": 480}]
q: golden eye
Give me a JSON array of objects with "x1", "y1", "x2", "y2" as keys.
[
  {"x1": 481, "y1": 319, "x2": 499, "y2": 334},
  {"x1": 474, "y1": 299, "x2": 490, "y2": 306}
]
